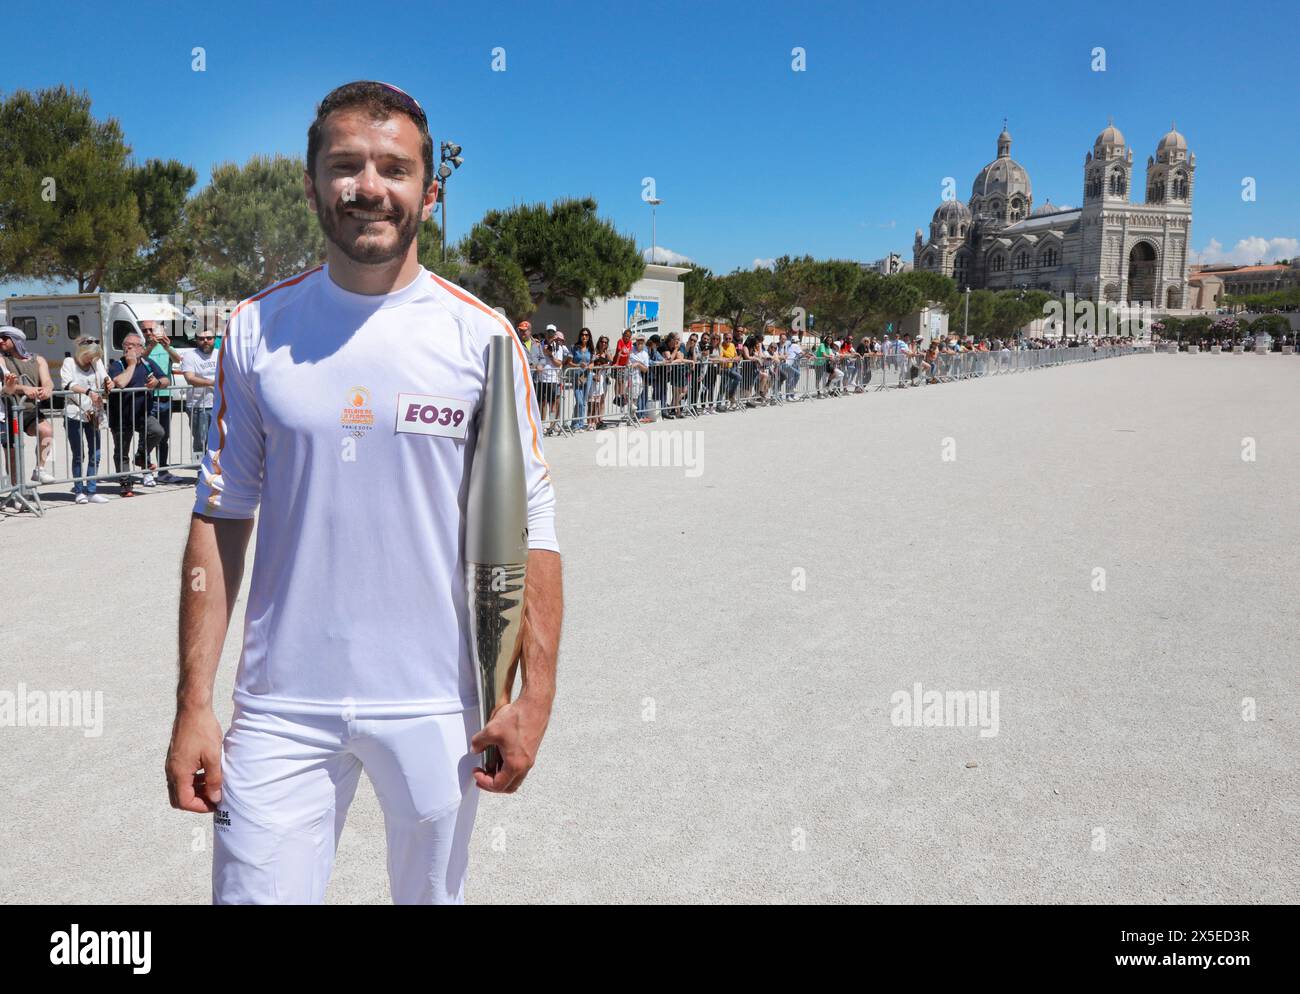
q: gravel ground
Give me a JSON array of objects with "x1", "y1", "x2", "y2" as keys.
[{"x1": 1, "y1": 352, "x2": 1296, "y2": 904}]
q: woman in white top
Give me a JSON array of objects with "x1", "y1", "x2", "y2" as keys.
[
  {"x1": 60, "y1": 339, "x2": 110, "y2": 503},
  {"x1": 629, "y1": 337, "x2": 651, "y2": 423}
]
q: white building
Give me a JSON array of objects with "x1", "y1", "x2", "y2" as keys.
[
  {"x1": 525, "y1": 264, "x2": 689, "y2": 343},
  {"x1": 864, "y1": 252, "x2": 912, "y2": 275}
]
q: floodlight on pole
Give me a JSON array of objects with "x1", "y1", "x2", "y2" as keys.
[
  {"x1": 439, "y1": 140, "x2": 465, "y2": 263},
  {"x1": 646, "y1": 197, "x2": 663, "y2": 264}
]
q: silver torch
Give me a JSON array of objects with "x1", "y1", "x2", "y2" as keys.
[{"x1": 465, "y1": 334, "x2": 529, "y2": 775}]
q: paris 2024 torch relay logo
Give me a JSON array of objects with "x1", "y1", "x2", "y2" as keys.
[{"x1": 341, "y1": 386, "x2": 375, "y2": 438}]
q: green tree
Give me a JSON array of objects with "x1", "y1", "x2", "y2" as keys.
[
  {"x1": 1248, "y1": 314, "x2": 1290, "y2": 341},
  {"x1": 186, "y1": 154, "x2": 326, "y2": 300},
  {"x1": 963, "y1": 290, "x2": 998, "y2": 338},
  {"x1": 415, "y1": 215, "x2": 464, "y2": 283},
  {"x1": 680, "y1": 264, "x2": 723, "y2": 337},
  {"x1": 990, "y1": 291, "x2": 1039, "y2": 338},
  {"x1": 1226, "y1": 286, "x2": 1300, "y2": 311},
  {"x1": 751, "y1": 257, "x2": 800, "y2": 336},
  {"x1": 0, "y1": 85, "x2": 145, "y2": 290},
  {"x1": 1181, "y1": 316, "x2": 1212, "y2": 343},
  {"x1": 461, "y1": 197, "x2": 643, "y2": 324},
  {"x1": 897, "y1": 269, "x2": 959, "y2": 317},
  {"x1": 101, "y1": 158, "x2": 199, "y2": 293},
  {"x1": 872, "y1": 276, "x2": 925, "y2": 336},
  {"x1": 789, "y1": 259, "x2": 878, "y2": 338},
  {"x1": 713, "y1": 268, "x2": 765, "y2": 337}
]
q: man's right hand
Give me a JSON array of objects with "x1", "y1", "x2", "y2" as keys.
[{"x1": 165, "y1": 706, "x2": 224, "y2": 813}]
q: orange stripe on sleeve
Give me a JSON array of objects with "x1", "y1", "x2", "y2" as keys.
[{"x1": 427, "y1": 272, "x2": 549, "y2": 472}]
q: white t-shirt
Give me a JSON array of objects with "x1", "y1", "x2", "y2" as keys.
[
  {"x1": 59, "y1": 357, "x2": 109, "y2": 422},
  {"x1": 193, "y1": 263, "x2": 558, "y2": 718},
  {"x1": 539, "y1": 343, "x2": 567, "y2": 383},
  {"x1": 180, "y1": 347, "x2": 220, "y2": 408}
]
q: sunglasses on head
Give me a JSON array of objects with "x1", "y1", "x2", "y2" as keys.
[{"x1": 329, "y1": 80, "x2": 427, "y2": 129}]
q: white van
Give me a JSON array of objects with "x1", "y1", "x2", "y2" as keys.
[{"x1": 2, "y1": 292, "x2": 228, "y2": 393}]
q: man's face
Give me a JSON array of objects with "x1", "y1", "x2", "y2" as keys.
[
  {"x1": 197, "y1": 334, "x2": 215, "y2": 355},
  {"x1": 306, "y1": 108, "x2": 433, "y2": 266},
  {"x1": 123, "y1": 337, "x2": 144, "y2": 359},
  {"x1": 140, "y1": 323, "x2": 156, "y2": 345}
]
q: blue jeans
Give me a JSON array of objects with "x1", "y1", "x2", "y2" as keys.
[
  {"x1": 722, "y1": 368, "x2": 741, "y2": 400},
  {"x1": 570, "y1": 387, "x2": 587, "y2": 429},
  {"x1": 66, "y1": 418, "x2": 100, "y2": 494},
  {"x1": 783, "y1": 363, "x2": 800, "y2": 394},
  {"x1": 190, "y1": 405, "x2": 212, "y2": 457}
]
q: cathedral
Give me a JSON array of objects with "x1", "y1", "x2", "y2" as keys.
[{"x1": 913, "y1": 121, "x2": 1195, "y2": 308}]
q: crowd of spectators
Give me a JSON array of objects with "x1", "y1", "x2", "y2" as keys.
[
  {"x1": 522, "y1": 320, "x2": 1139, "y2": 431},
  {"x1": 2, "y1": 321, "x2": 219, "y2": 508},
  {"x1": 3, "y1": 316, "x2": 1138, "y2": 510}
]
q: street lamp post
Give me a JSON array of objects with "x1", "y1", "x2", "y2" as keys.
[
  {"x1": 646, "y1": 197, "x2": 663, "y2": 264},
  {"x1": 438, "y1": 141, "x2": 464, "y2": 264}
]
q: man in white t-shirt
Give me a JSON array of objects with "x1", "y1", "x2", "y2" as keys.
[
  {"x1": 782, "y1": 335, "x2": 803, "y2": 401},
  {"x1": 178, "y1": 330, "x2": 219, "y2": 462},
  {"x1": 538, "y1": 326, "x2": 568, "y2": 434},
  {"x1": 165, "y1": 80, "x2": 563, "y2": 906}
]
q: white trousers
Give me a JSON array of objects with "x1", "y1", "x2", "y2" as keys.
[{"x1": 212, "y1": 705, "x2": 481, "y2": 905}]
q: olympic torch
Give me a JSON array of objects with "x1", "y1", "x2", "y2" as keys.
[{"x1": 465, "y1": 334, "x2": 529, "y2": 776}]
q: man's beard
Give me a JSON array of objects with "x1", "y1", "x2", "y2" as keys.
[{"x1": 315, "y1": 190, "x2": 420, "y2": 266}]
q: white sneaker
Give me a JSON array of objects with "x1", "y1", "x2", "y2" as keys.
[
  {"x1": 89, "y1": 494, "x2": 109, "y2": 504},
  {"x1": 75, "y1": 493, "x2": 88, "y2": 505},
  {"x1": 142, "y1": 473, "x2": 156, "y2": 487},
  {"x1": 31, "y1": 467, "x2": 55, "y2": 485},
  {"x1": 157, "y1": 470, "x2": 182, "y2": 484}
]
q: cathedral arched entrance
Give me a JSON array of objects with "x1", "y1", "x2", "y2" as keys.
[{"x1": 1127, "y1": 242, "x2": 1158, "y2": 304}]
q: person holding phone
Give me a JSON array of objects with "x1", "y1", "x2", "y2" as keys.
[
  {"x1": 106, "y1": 331, "x2": 168, "y2": 498},
  {"x1": 60, "y1": 338, "x2": 110, "y2": 503}
]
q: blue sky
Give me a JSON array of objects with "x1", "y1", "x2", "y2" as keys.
[{"x1": 4, "y1": 0, "x2": 1298, "y2": 294}]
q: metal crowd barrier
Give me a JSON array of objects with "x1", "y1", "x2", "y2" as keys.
[
  {"x1": 4, "y1": 346, "x2": 1141, "y2": 519},
  {"x1": 519, "y1": 346, "x2": 1138, "y2": 430},
  {"x1": 1, "y1": 384, "x2": 210, "y2": 517}
]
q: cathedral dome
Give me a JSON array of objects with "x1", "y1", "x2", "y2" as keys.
[
  {"x1": 1157, "y1": 127, "x2": 1186, "y2": 152},
  {"x1": 971, "y1": 157, "x2": 1031, "y2": 200},
  {"x1": 929, "y1": 198, "x2": 972, "y2": 241},
  {"x1": 1094, "y1": 122, "x2": 1126, "y2": 149},
  {"x1": 932, "y1": 199, "x2": 972, "y2": 224},
  {"x1": 1031, "y1": 199, "x2": 1072, "y2": 216},
  {"x1": 971, "y1": 123, "x2": 1031, "y2": 202}
]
